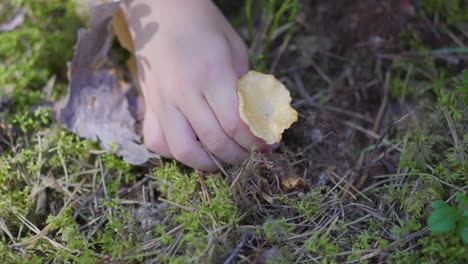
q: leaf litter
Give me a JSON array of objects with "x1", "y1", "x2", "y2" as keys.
[
  {"x1": 0, "y1": 6, "x2": 26, "y2": 32},
  {"x1": 55, "y1": 2, "x2": 158, "y2": 165}
]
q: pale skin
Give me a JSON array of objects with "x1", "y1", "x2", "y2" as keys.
[{"x1": 120, "y1": 0, "x2": 266, "y2": 171}]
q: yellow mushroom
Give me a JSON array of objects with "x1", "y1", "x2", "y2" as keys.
[{"x1": 237, "y1": 71, "x2": 298, "y2": 144}]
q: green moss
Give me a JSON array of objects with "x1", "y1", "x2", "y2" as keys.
[
  {"x1": 0, "y1": 118, "x2": 144, "y2": 261},
  {"x1": 384, "y1": 71, "x2": 468, "y2": 261},
  {"x1": 95, "y1": 205, "x2": 141, "y2": 261},
  {"x1": 304, "y1": 234, "x2": 340, "y2": 263},
  {"x1": 257, "y1": 218, "x2": 293, "y2": 244},
  {"x1": 153, "y1": 163, "x2": 237, "y2": 262},
  {"x1": 278, "y1": 188, "x2": 325, "y2": 221},
  {"x1": 0, "y1": 0, "x2": 82, "y2": 110},
  {"x1": 246, "y1": 0, "x2": 299, "y2": 71},
  {"x1": 419, "y1": 0, "x2": 468, "y2": 24},
  {"x1": 387, "y1": 234, "x2": 468, "y2": 263},
  {"x1": 347, "y1": 230, "x2": 389, "y2": 262},
  {"x1": 420, "y1": 234, "x2": 468, "y2": 262}
]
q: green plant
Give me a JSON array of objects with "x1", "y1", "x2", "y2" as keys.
[
  {"x1": 304, "y1": 234, "x2": 340, "y2": 263},
  {"x1": 419, "y1": 0, "x2": 468, "y2": 24},
  {"x1": 245, "y1": 0, "x2": 298, "y2": 71},
  {"x1": 428, "y1": 192, "x2": 468, "y2": 243},
  {"x1": 0, "y1": 0, "x2": 81, "y2": 111},
  {"x1": 258, "y1": 218, "x2": 293, "y2": 243},
  {"x1": 457, "y1": 70, "x2": 468, "y2": 105},
  {"x1": 11, "y1": 106, "x2": 51, "y2": 133}
]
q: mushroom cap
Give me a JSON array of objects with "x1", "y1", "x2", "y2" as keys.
[{"x1": 237, "y1": 71, "x2": 298, "y2": 144}]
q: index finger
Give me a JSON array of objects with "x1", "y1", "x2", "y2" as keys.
[{"x1": 204, "y1": 67, "x2": 265, "y2": 151}]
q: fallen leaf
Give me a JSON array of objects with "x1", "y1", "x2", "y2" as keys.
[
  {"x1": 56, "y1": 2, "x2": 158, "y2": 165},
  {"x1": 112, "y1": 6, "x2": 140, "y2": 86},
  {"x1": 0, "y1": 7, "x2": 26, "y2": 32},
  {"x1": 282, "y1": 176, "x2": 306, "y2": 190},
  {"x1": 112, "y1": 7, "x2": 135, "y2": 52}
]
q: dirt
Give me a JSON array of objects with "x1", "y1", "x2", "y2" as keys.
[
  {"x1": 250, "y1": 0, "x2": 417, "y2": 203},
  {"x1": 3, "y1": 0, "x2": 467, "y2": 262},
  {"x1": 298, "y1": 0, "x2": 414, "y2": 52}
]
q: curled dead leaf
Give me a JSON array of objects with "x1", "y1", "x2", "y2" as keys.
[
  {"x1": 56, "y1": 1, "x2": 158, "y2": 165},
  {"x1": 112, "y1": 6, "x2": 140, "y2": 85},
  {"x1": 282, "y1": 176, "x2": 306, "y2": 190}
]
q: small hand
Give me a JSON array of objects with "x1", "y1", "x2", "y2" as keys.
[{"x1": 122, "y1": 0, "x2": 264, "y2": 171}]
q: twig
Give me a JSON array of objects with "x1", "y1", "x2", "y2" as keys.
[
  {"x1": 198, "y1": 173, "x2": 212, "y2": 203},
  {"x1": 371, "y1": 71, "x2": 390, "y2": 141},
  {"x1": 309, "y1": 58, "x2": 333, "y2": 85},
  {"x1": 202, "y1": 143, "x2": 229, "y2": 177},
  {"x1": 14, "y1": 178, "x2": 87, "y2": 248},
  {"x1": 442, "y1": 26, "x2": 466, "y2": 48},
  {"x1": 271, "y1": 31, "x2": 293, "y2": 73},
  {"x1": 223, "y1": 235, "x2": 248, "y2": 264},
  {"x1": 443, "y1": 110, "x2": 461, "y2": 148},
  {"x1": 158, "y1": 197, "x2": 195, "y2": 212},
  {"x1": 324, "y1": 105, "x2": 373, "y2": 123},
  {"x1": 326, "y1": 172, "x2": 357, "y2": 200},
  {"x1": 228, "y1": 167, "x2": 244, "y2": 192},
  {"x1": 0, "y1": 219, "x2": 17, "y2": 244},
  {"x1": 419, "y1": 172, "x2": 466, "y2": 193},
  {"x1": 0, "y1": 7, "x2": 26, "y2": 32},
  {"x1": 98, "y1": 156, "x2": 108, "y2": 199},
  {"x1": 345, "y1": 203, "x2": 387, "y2": 221},
  {"x1": 329, "y1": 171, "x2": 372, "y2": 203},
  {"x1": 292, "y1": 72, "x2": 316, "y2": 107},
  {"x1": 353, "y1": 228, "x2": 429, "y2": 263}
]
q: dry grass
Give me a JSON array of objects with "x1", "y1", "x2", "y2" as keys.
[{"x1": 0, "y1": 0, "x2": 467, "y2": 263}]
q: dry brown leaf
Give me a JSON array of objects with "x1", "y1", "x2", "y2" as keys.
[
  {"x1": 282, "y1": 176, "x2": 306, "y2": 190},
  {"x1": 112, "y1": 7, "x2": 135, "y2": 52},
  {"x1": 126, "y1": 54, "x2": 139, "y2": 87},
  {"x1": 56, "y1": 2, "x2": 158, "y2": 165},
  {"x1": 112, "y1": 6, "x2": 140, "y2": 87}
]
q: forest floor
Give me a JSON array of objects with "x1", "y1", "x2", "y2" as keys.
[{"x1": 0, "y1": 0, "x2": 467, "y2": 263}]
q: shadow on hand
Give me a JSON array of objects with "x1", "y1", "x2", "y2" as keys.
[{"x1": 121, "y1": 1, "x2": 158, "y2": 83}]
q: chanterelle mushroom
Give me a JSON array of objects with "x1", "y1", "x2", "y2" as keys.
[{"x1": 237, "y1": 71, "x2": 298, "y2": 145}]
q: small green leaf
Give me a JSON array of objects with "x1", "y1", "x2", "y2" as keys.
[
  {"x1": 456, "y1": 192, "x2": 467, "y2": 201},
  {"x1": 462, "y1": 70, "x2": 468, "y2": 83},
  {"x1": 456, "y1": 192, "x2": 468, "y2": 211},
  {"x1": 428, "y1": 206, "x2": 459, "y2": 233},
  {"x1": 431, "y1": 200, "x2": 448, "y2": 209},
  {"x1": 458, "y1": 216, "x2": 468, "y2": 244}
]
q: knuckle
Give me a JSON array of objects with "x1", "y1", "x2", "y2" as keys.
[
  {"x1": 144, "y1": 135, "x2": 165, "y2": 153},
  {"x1": 168, "y1": 76, "x2": 196, "y2": 104},
  {"x1": 172, "y1": 146, "x2": 193, "y2": 163},
  {"x1": 204, "y1": 133, "x2": 227, "y2": 154},
  {"x1": 236, "y1": 42, "x2": 249, "y2": 60},
  {"x1": 169, "y1": 73, "x2": 192, "y2": 93},
  {"x1": 223, "y1": 120, "x2": 240, "y2": 139},
  {"x1": 203, "y1": 52, "x2": 228, "y2": 70}
]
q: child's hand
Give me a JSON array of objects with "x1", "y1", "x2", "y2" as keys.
[{"x1": 122, "y1": 0, "x2": 263, "y2": 171}]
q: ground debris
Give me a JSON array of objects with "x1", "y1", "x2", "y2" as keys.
[
  {"x1": 56, "y1": 2, "x2": 158, "y2": 165},
  {"x1": 298, "y1": 0, "x2": 414, "y2": 51},
  {"x1": 282, "y1": 176, "x2": 306, "y2": 191},
  {"x1": 0, "y1": 6, "x2": 26, "y2": 32}
]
